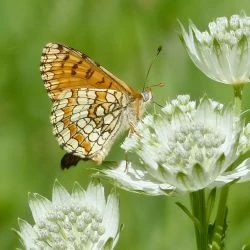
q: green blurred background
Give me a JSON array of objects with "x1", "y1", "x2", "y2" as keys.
[{"x1": 1, "y1": 0, "x2": 250, "y2": 249}]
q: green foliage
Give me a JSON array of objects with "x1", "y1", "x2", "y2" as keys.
[{"x1": 1, "y1": 0, "x2": 250, "y2": 249}]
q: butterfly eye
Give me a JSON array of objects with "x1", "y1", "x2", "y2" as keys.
[{"x1": 141, "y1": 90, "x2": 152, "y2": 102}]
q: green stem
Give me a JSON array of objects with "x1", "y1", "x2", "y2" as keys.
[
  {"x1": 190, "y1": 190, "x2": 208, "y2": 250},
  {"x1": 211, "y1": 84, "x2": 244, "y2": 249}
]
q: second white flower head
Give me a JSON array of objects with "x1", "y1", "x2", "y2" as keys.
[
  {"x1": 180, "y1": 13, "x2": 250, "y2": 84},
  {"x1": 17, "y1": 180, "x2": 120, "y2": 250}
]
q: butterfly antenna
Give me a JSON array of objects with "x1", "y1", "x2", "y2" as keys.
[
  {"x1": 153, "y1": 101, "x2": 164, "y2": 108},
  {"x1": 143, "y1": 46, "x2": 162, "y2": 91}
]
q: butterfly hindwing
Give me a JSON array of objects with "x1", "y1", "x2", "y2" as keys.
[{"x1": 51, "y1": 88, "x2": 128, "y2": 164}]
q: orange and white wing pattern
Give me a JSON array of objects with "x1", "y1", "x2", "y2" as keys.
[
  {"x1": 40, "y1": 43, "x2": 147, "y2": 168},
  {"x1": 50, "y1": 87, "x2": 128, "y2": 166},
  {"x1": 40, "y1": 43, "x2": 136, "y2": 100}
]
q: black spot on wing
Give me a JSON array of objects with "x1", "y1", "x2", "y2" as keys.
[{"x1": 63, "y1": 54, "x2": 69, "y2": 61}]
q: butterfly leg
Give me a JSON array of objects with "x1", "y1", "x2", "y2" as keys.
[
  {"x1": 124, "y1": 152, "x2": 129, "y2": 173},
  {"x1": 123, "y1": 122, "x2": 142, "y2": 173},
  {"x1": 128, "y1": 121, "x2": 142, "y2": 138}
]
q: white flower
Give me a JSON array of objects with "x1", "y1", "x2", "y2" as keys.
[
  {"x1": 17, "y1": 180, "x2": 120, "y2": 250},
  {"x1": 101, "y1": 95, "x2": 250, "y2": 194},
  {"x1": 180, "y1": 13, "x2": 250, "y2": 84}
]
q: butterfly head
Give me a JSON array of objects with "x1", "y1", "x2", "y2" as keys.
[{"x1": 141, "y1": 88, "x2": 152, "y2": 103}]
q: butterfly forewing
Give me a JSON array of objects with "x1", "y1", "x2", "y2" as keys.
[
  {"x1": 40, "y1": 43, "x2": 135, "y2": 100},
  {"x1": 40, "y1": 43, "x2": 144, "y2": 166}
]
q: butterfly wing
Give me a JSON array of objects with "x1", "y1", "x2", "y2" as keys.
[
  {"x1": 40, "y1": 43, "x2": 141, "y2": 166},
  {"x1": 40, "y1": 43, "x2": 136, "y2": 100},
  {"x1": 51, "y1": 87, "x2": 130, "y2": 164}
]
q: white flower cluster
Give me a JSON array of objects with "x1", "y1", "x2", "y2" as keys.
[
  {"x1": 17, "y1": 180, "x2": 120, "y2": 250},
  {"x1": 180, "y1": 13, "x2": 250, "y2": 84},
  {"x1": 102, "y1": 95, "x2": 250, "y2": 194}
]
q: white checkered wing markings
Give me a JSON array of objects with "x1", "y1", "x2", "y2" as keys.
[
  {"x1": 51, "y1": 87, "x2": 128, "y2": 160},
  {"x1": 86, "y1": 102, "x2": 125, "y2": 158}
]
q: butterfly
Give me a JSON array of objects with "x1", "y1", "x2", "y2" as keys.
[{"x1": 40, "y1": 43, "x2": 152, "y2": 169}]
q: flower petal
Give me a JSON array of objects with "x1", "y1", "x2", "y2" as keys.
[
  {"x1": 86, "y1": 178, "x2": 106, "y2": 213},
  {"x1": 98, "y1": 189, "x2": 119, "y2": 248},
  {"x1": 213, "y1": 158, "x2": 250, "y2": 186},
  {"x1": 28, "y1": 193, "x2": 52, "y2": 223},
  {"x1": 101, "y1": 161, "x2": 174, "y2": 196},
  {"x1": 17, "y1": 218, "x2": 37, "y2": 249},
  {"x1": 52, "y1": 179, "x2": 71, "y2": 206}
]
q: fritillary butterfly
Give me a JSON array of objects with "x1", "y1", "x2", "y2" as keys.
[{"x1": 40, "y1": 43, "x2": 152, "y2": 169}]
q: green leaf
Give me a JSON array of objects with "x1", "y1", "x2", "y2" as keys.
[
  {"x1": 176, "y1": 202, "x2": 202, "y2": 232},
  {"x1": 210, "y1": 207, "x2": 228, "y2": 250}
]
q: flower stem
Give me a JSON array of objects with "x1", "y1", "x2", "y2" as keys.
[
  {"x1": 210, "y1": 85, "x2": 244, "y2": 249},
  {"x1": 190, "y1": 189, "x2": 208, "y2": 250}
]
